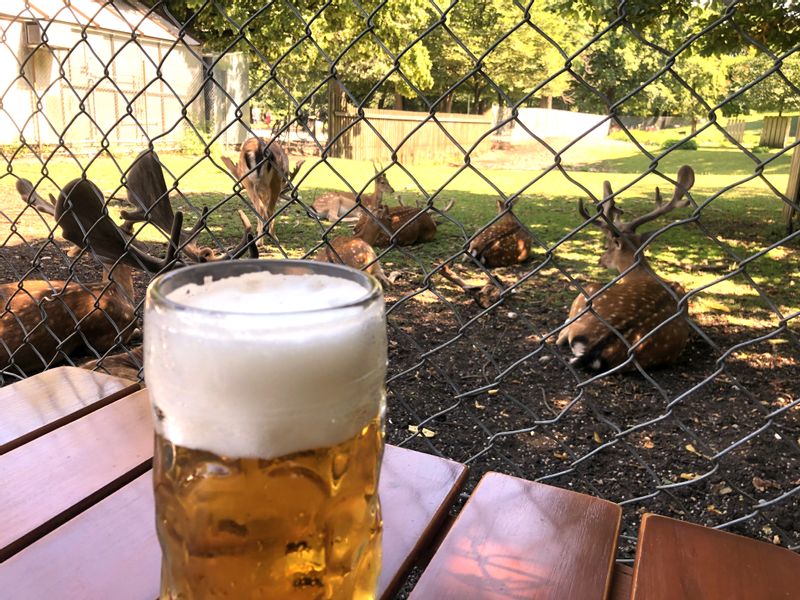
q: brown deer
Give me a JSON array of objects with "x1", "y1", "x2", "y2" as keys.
[
  {"x1": 120, "y1": 149, "x2": 254, "y2": 262},
  {"x1": 311, "y1": 165, "x2": 394, "y2": 221},
  {"x1": 1, "y1": 178, "x2": 254, "y2": 376},
  {"x1": 556, "y1": 166, "x2": 696, "y2": 371},
  {"x1": 353, "y1": 200, "x2": 453, "y2": 247},
  {"x1": 468, "y1": 199, "x2": 532, "y2": 267},
  {"x1": 221, "y1": 137, "x2": 299, "y2": 245},
  {"x1": 314, "y1": 205, "x2": 393, "y2": 287}
]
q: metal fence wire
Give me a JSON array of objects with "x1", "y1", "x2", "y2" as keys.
[{"x1": 1, "y1": 0, "x2": 799, "y2": 564}]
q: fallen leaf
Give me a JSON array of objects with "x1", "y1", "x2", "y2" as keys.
[
  {"x1": 487, "y1": 389, "x2": 499, "y2": 396},
  {"x1": 685, "y1": 443, "x2": 699, "y2": 455},
  {"x1": 642, "y1": 437, "x2": 655, "y2": 449},
  {"x1": 593, "y1": 431, "x2": 603, "y2": 444},
  {"x1": 554, "y1": 452, "x2": 569, "y2": 460},
  {"x1": 474, "y1": 401, "x2": 485, "y2": 409},
  {"x1": 719, "y1": 486, "x2": 733, "y2": 495},
  {"x1": 408, "y1": 424, "x2": 437, "y2": 438},
  {"x1": 773, "y1": 535, "x2": 782, "y2": 545},
  {"x1": 680, "y1": 472, "x2": 699, "y2": 481},
  {"x1": 706, "y1": 504, "x2": 723, "y2": 515}
]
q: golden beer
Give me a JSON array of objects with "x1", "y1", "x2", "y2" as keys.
[{"x1": 145, "y1": 262, "x2": 387, "y2": 599}]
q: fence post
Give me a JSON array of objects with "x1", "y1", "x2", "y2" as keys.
[{"x1": 785, "y1": 130, "x2": 800, "y2": 233}]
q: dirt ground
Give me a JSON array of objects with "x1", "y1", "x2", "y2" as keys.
[{"x1": 2, "y1": 207, "x2": 799, "y2": 563}]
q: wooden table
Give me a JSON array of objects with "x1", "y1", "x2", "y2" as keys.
[{"x1": 1, "y1": 368, "x2": 798, "y2": 599}]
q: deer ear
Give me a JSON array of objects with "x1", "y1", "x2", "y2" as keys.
[{"x1": 612, "y1": 236, "x2": 623, "y2": 249}]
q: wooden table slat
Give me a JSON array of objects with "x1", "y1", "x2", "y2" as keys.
[
  {"x1": 0, "y1": 366, "x2": 139, "y2": 455},
  {"x1": 0, "y1": 444, "x2": 466, "y2": 600},
  {"x1": 409, "y1": 472, "x2": 622, "y2": 600},
  {"x1": 0, "y1": 389, "x2": 153, "y2": 560},
  {"x1": 630, "y1": 513, "x2": 800, "y2": 600},
  {"x1": 609, "y1": 564, "x2": 633, "y2": 600}
]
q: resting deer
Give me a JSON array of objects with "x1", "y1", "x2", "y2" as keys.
[
  {"x1": 468, "y1": 200, "x2": 532, "y2": 267},
  {"x1": 556, "y1": 166, "x2": 696, "y2": 371},
  {"x1": 1, "y1": 179, "x2": 254, "y2": 376},
  {"x1": 314, "y1": 205, "x2": 393, "y2": 287},
  {"x1": 353, "y1": 200, "x2": 453, "y2": 247},
  {"x1": 221, "y1": 137, "x2": 299, "y2": 245},
  {"x1": 311, "y1": 165, "x2": 394, "y2": 221}
]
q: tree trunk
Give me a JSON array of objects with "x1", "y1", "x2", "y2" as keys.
[
  {"x1": 691, "y1": 116, "x2": 698, "y2": 134},
  {"x1": 539, "y1": 96, "x2": 553, "y2": 109},
  {"x1": 393, "y1": 92, "x2": 404, "y2": 110},
  {"x1": 444, "y1": 93, "x2": 453, "y2": 113}
]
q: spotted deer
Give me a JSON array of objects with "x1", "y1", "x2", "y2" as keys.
[
  {"x1": 438, "y1": 263, "x2": 505, "y2": 308},
  {"x1": 221, "y1": 137, "x2": 298, "y2": 245},
  {"x1": 314, "y1": 205, "x2": 393, "y2": 287},
  {"x1": 353, "y1": 200, "x2": 454, "y2": 247},
  {"x1": 556, "y1": 166, "x2": 696, "y2": 371},
  {"x1": 312, "y1": 165, "x2": 394, "y2": 221},
  {"x1": 468, "y1": 199, "x2": 532, "y2": 267},
  {"x1": 1, "y1": 178, "x2": 254, "y2": 375}
]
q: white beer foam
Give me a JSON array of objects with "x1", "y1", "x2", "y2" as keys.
[{"x1": 145, "y1": 272, "x2": 387, "y2": 460}]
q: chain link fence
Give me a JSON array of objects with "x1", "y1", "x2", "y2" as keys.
[{"x1": 1, "y1": 0, "x2": 799, "y2": 564}]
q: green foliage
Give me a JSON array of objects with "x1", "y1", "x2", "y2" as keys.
[
  {"x1": 552, "y1": 0, "x2": 800, "y2": 55},
  {"x1": 661, "y1": 137, "x2": 698, "y2": 151}
]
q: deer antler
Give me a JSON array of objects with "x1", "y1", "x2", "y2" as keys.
[
  {"x1": 579, "y1": 180, "x2": 624, "y2": 233},
  {"x1": 441, "y1": 199, "x2": 455, "y2": 213},
  {"x1": 621, "y1": 165, "x2": 695, "y2": 233},
  {"x1": 55, "y1": 178, "x2": 181, "y2": 273},
  {"x1": 229, "y1": 210, "x2": 259, "y2": 259},
  {"x1": 280, "y1": 159, "x2": 305, "y2": 201},
  {"x1": 120, "y1": 149, "x2": 175, "y2": 234},
  {"x1": 16, "y1": 179, "x2": 56, "y2": 216}
]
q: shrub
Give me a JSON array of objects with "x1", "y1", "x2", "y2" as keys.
[{"x1": 661, "y1": 137, "x2": 698, "y2": 151}]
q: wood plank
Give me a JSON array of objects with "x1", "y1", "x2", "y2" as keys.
[
  {"x1": 378, "y1": 445, "x2": 468, "y2": 599},
  {"x1": 0, "y1": 444, "x2": 466, "y2": 599},
  {"x1": 0, "y1": 389, "x2": 153, "y2": 560},
  {"x1": 630, "y1": 513, "x2": 800, "y2": 600},
  {"x1": 0, "y1": 366, "x2": 139, "y2": 454},
  {"x1": 409, "y1": 472, "x2": 622, "y2": 600},
  {"x1": 609, "y1": 564, "x2": 633, "y2": 600}
]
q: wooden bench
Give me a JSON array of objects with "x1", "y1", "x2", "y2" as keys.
[
  {"x1": 630, "y1": 513, "x2": 800, "y2": 599},
  {"x1": 0, "y1": 380, "x2": 467, "y2": 599},
  {"x1": 409, "y1": 471, "x2": 622, "y2": 600}
]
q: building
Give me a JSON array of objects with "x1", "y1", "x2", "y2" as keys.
[{"x1": 0, "y1": 0, "x2": 248, "y2": 151}]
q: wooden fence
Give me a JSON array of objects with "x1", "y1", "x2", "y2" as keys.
[
  {"x1": 725, "y1": 118, "x2": 745, "y2": 143},
  {"x1": 328, "y1": 90, "x2": 493, "y2": 164},
  {"x1": 760, "y1": 116, "x2": 790, "y2": 148}
]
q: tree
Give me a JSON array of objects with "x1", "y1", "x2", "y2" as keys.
[
  {"x1": 157, "y1": 0, "x2": 434, "y2": 118},
  {"x1": 724, "y1": 51, "x2": 800, "y2": 116},
  {"x1": 552, "y1": 1, "x2": 800, "y2": 56}
]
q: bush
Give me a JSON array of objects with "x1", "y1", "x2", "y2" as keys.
[{"x1": 661, "y1": 137, "x2": 698, "y2": 151}]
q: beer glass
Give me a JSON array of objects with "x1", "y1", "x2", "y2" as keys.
[{"x1": 144, "y1": 260, "x2": 386, "y2": 599}]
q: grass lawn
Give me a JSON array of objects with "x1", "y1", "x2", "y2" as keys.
[{"x1": 1, "y1": 119, "x2": 797, "y2": 329}]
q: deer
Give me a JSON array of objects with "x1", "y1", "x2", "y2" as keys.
[
  {"x1": 311, "y1": 165, "x2": 394, "y2": 222},
  {"x1": 556, "y1": 165, "x2": 696, "y2": 371},
  {"x1": 221, "y1": 137, "x2": 301, "y2": 246},
  {"x1": 1, "y1": 178, "x2": 255, "y2": 376},
  {"x1": 313, "y1": 205, "x2": 394, "y2": 287},
  {"x1": 119, "y1": 149, "x2": 253, "y2": 262},
  {"x1": 353, "y1": 199, "x2": 454, "y2": 247},
  {"x1": 468, "y1": 199, "x2": 532, "y2": 268}
]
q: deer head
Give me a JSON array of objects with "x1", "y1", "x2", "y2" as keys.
[{"x1": 579, "y1": 165, "x2": 695, "y2": 273}]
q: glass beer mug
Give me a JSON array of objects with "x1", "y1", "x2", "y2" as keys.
[{"x1": 144, "y1": 260, "x2": 387, "y2": 599}]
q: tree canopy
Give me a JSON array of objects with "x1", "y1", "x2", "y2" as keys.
[{"x1": 153, "y1": 0, "x2": 799, "y2": 120}]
